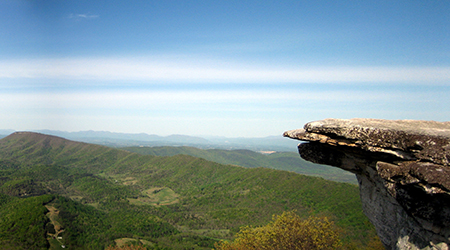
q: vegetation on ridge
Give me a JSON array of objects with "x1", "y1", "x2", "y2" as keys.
[
  {"x1": 0, "y1": 132, "x2": 382, "y2": 249},
  {"x1": 122, "y1": 146, "x2": 357, "y2": 184}
]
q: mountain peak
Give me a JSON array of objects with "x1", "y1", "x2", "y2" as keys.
[
  {"x1": 0, "y1": 131, "x2": 91, "y2": 155},
  {"x1": 4, "y1": 131, "x2": 73, "y2": 143}
]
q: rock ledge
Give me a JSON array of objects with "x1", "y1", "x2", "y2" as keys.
[{"x1": 284, "y1": 118, "x2": 450, "y2": 250}]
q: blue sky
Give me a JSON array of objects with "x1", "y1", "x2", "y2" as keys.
[{"x1": 1, "y1": 0, "x2": 449, "y2": 137}]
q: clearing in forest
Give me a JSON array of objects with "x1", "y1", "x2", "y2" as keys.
[{"x1": 128, "y1": 187, "x2": 179, "y2": 206}]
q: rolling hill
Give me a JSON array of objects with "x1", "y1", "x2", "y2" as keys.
[
  {"x1": 122, "y1": 146, "x2": 357, "y2": 184},
  {"x1": 0, "y1": 132, "x2": 380, "y2": 249}
]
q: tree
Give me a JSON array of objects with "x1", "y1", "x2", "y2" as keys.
[{"x1": 214, "y1": 211, "x2": 342, "y2": 250}]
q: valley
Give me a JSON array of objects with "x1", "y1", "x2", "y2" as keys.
[{"x1": 0, "y1": 132, "x2": 381, "y2": 249}]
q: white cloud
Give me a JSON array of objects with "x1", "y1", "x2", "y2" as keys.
[
  {"x1": 0, "y1": 88, "x2": 401, "y2": 112},
  {"x1": 68, "y1": 13, "x2": 99, "y2": 20},
  {"x1": 0, "y1": 57, "x2": 449, "y2": 84}
]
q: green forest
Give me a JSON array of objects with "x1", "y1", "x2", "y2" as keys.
[
  {"x1": 122, "y1": 146, "x2": 356, "y2": 184},
  {"x1": 0, "y1": 132, "x2": 382, "y2": 249}
]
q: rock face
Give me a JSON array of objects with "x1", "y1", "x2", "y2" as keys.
[{"x1": 284, "y1": 118, "x2": 450, "y2": 250}]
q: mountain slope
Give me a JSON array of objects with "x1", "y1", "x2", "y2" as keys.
[
  {"x1": 122, "y1": 146, "x2": 357, "y2": 183},
  {"x1": 0, "y1": 132, "x2": 380, "y2": 249}
]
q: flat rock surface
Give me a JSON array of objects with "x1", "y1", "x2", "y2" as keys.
[
  {"x1": 284, "y1": 118, "x2": 450, "y2": 166},
  {"x1": 285, "y1": 118, "x2": 450, "y2": 140}
]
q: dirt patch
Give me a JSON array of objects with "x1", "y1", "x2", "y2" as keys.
[
  {"x1": 46, "y1": 205, "x2": 66, "y2": 248},
  {"x1": 115, "y1": 238, "x2": 138, "y2": 247},
  {"x1": 114, "y1": 238, "x2": 154, "y2": 248},
  {"x1": 123, "y1": 179, "x2": 138, "y2": 185},
  {"x1": 46, "y1": 205, "x2": 64, "y2": 232},
  {"x1": 69, "y1": 195, "x2": 84, "y2": 201}
]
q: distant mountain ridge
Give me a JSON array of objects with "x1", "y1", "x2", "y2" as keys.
[
  {"x1": 34, "y1": 130, "x2": 210, "y2": 144},
  {"x1": 0, "y1": 129, "x2": 299, "y2": 151}
]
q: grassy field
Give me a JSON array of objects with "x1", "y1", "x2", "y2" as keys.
[{"x1": 128, "y1": 187, "x2": 179, "y2": 206}]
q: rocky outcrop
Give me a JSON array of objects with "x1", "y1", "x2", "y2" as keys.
[{"x1": 284, "y1": 118, "x2": 450, "y2": 250}]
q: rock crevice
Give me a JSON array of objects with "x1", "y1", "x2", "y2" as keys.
[{"x1": 284, "y1": 118, "x2": 450, "y2": 250}]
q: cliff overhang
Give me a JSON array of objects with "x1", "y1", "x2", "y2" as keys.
[{"x1": 284, "y1": 118, "x2": 450, "y2": 250}]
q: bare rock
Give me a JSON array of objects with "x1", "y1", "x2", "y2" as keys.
[{"x1": 284, "y1": 118, "x2": 450, "y2": 250}]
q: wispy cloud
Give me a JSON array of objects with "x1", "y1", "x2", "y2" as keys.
[
  {"x1": 0, "y1": 88, "x2": 413, "y2": 112},
  {"x1": 68, "y1": 13, "x2": 99, "y2": 20},
  {"x1": 0, "y1": 57, "x2": 449, "y2": 85}
]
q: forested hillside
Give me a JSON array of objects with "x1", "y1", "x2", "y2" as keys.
[
  {"x1": 123, "y1": 146, "x2": 357, "y2": 184},
  {"x1": 0, "y1": 132, "x2": 381, "y2": 249}
]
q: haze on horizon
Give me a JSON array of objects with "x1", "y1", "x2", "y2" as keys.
[{"x1": 1, "y1": 1, "x2": 449, "y2": 137}]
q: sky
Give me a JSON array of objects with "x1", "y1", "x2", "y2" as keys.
[{"x1": 1, "y1": 0, "x2": 449, "y2": 137}]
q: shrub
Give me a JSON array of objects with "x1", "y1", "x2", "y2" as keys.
[{"x1": 214, "y1": 211, "x2": 341, "y2": 250}]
